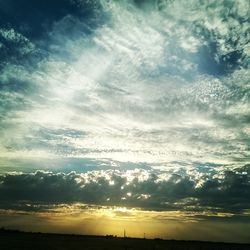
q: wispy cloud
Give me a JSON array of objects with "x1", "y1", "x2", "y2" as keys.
[{"x1": 0, "y1": 0, "x2": 249, "y2": 166}]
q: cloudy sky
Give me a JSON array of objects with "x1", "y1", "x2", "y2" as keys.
[{"x1": 0, "y1": 0, "x2": 250, "y2": 243}]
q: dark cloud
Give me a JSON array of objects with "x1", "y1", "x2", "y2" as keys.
[{"x1": 0, "y1": 166, "x2": 249, "y2": 214}]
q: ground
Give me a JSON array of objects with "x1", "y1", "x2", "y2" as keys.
[{"x1": 1, "y1": 230, "x2": 249, "y2": 250}]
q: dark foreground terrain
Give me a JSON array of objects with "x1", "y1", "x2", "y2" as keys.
[{"x1": 0, "y1": 229, "x2": 249, "y2": 250}]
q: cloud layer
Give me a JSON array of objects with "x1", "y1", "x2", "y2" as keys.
[{"x1": 1, "y1": 165, "x2": 249, "y2": 217}]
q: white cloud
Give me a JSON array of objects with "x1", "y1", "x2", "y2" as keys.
[{"x1": 0, "y1": 0, "x2": 249, "y2": 168}]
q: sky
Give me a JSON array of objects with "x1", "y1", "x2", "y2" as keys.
[{"x1": 0, "y1": 0, "x2": 250, "y2": 243}]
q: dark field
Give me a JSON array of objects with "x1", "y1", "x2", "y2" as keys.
[{"x1": 1, "y1": 230, "x2": 249, "y2": 250}]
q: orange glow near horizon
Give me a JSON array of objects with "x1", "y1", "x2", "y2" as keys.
[{"x1": 1, "y1": 204, "x2": 250, "y2": 243}]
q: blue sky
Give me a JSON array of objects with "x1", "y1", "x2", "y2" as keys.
[{"x1": 0, "y1": 0, "x2": 249, "y2": 242}]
